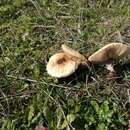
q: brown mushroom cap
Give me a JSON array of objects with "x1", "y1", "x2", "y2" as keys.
[
  {"x1": 46, "y1": 52, "x2": 79, "y2": 78},
  {"x1": 62, "y1": 44, "x2": 86, "y2": 60},
  {"x1": 88, "y1": 43, "x2": 130, "y2": 64},
  {"x1": 62, "y1": 44, "x2": 89, "y2": 66}
]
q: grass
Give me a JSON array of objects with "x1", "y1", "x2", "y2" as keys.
[{"x1": 0, "y1": 0, "x2": 130, "y2": 130}]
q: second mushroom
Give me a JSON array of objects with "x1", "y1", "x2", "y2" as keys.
[{"x1": 88, "y1": 42, "x2": 130, "y2": 79}]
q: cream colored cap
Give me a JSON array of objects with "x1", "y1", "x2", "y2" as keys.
[
  {"x1": 88, "y1": 43, "x2": 130, "y2": 63},
  {"x1": 61, "y1": 44, "x2": 89, "y2": 66},
  {"x1": 46, "y1": 52, "x2": 79, "y2": 78},
  {"x1": 61, "y1": 44, "x2": 86, "y2": 60}
]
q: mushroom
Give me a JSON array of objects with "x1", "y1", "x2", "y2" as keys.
[
  {"x1": 46, "y1": 44, "x2": 89, "y2": 78},
  {"x1": 61, "y1": 44, "x2": 89, "y2": 66},
  {"x1": 46, "y1": 52, "x2": 79, "y2": 78},
  {"x1": 88, "y1": 43, "x2": 130, "y2": 79}
]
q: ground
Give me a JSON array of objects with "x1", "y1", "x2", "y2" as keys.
[{"x1": 0, "y1": 0, "x2": 130, "y2": 130}]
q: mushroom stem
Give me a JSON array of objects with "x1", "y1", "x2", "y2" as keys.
[
  {"x1": 106, "y1": 63, "x2": 115, "y2": 72},
  {"x1": 106, "y1": 63, "x2": 117, "y2": 80}
]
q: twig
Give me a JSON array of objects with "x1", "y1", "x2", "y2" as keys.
[
  {"x1": 6, "y1": 75, "x2": 77, "y2": 90},
  {"x1": 33, "y1": 25, "x2": 55, "y2": 28}
]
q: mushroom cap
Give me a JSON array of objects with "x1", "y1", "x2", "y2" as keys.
[
  {"x1": 62, "y1": 44, "x2": 86, "y2": 60},
  {"x1": 88, "y1": 43, "x2": 130, "y2": 64},
  {"x1": 61, "y1": 44, "x2": 89, "y2": 66},
  {"x1": 46, "y1": 52, "x2": 79, "y2": 78}
]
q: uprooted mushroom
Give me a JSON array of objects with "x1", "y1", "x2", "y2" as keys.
[
  {"x1": 88, "y1": 42, "x2": 130, "y2": 80},
  {"x1": 46, "y1": 44, "x2": 89, "y2": 78}
]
